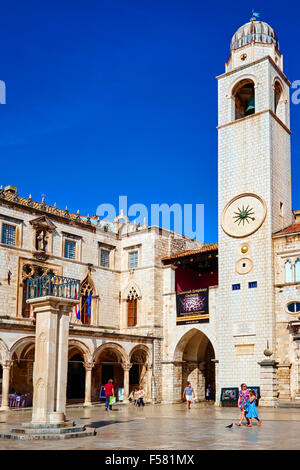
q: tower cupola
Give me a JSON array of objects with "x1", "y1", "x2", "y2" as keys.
[{"x1": 225, "y1": 18, "x2": 283, "y2": 72}]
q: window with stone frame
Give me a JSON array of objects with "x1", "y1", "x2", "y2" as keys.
[
  {"x1": 129, "y1": 250, "x2": 138, "y2": 269},
  {"x1": 295, "y1": 259, "x2": 300, "y2": 283},
  {"x1": 64, "y1": 239, "x2": 76, "y2": 259},
  {"x1": 100, "y1": 249, "x2": 110, "y2": 268},
  {"x1": 1, "y1": 223, "x2": 16, "y2": 246},
  {"x1": 285, "y1": 260, "x2": 293, "y2": 283}
]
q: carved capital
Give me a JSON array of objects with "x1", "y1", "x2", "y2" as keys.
[
  {"x1": 2, "y1": 359, "x2": 13, "y2": 369},
  {"x1": 121, "y1": 362, "x2": 132, "y2": 371},
  {"x1": 83, "y1": 362, "x2": 95, "y2": 371}
]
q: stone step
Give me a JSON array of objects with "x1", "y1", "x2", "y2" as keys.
[
  {"x1": 10, "y1": 425, "x2": 86, "y2": 435},
  {"x1": 276, "y1": 401, "x2": 300, "y2": 408},
  {"x1": 21, "y1": 421, "x2": 76, "y2": 429},
  {"x1": 0, "y1": 429, "x2": 96, "y2": 440}
]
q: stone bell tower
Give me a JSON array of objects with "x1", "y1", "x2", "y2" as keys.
[{"x1": 216, "y1": 18, "x2": 293, "y2": 399}]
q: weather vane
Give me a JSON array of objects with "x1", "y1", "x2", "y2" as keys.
[{"x1": 250, "y1": 9, "x2": 260, "y2": 21}]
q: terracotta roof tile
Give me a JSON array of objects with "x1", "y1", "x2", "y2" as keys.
[
  {"x1": 274, "y1": 223, "x2": 300, "y2": 235},
  {"x1": 161, "y1": 242, "x2": 218, "y2": 262}
]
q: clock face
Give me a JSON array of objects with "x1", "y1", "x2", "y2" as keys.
[{"x1": 221, "y1": 194, "x2": 267, "y2": 238}]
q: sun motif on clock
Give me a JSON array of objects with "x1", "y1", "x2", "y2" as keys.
[
  {"x1": 233, "y1": 205, "x2": 255, "y2": 225},
  {"x1": 221, "y1": 194, "x2": 267, "y2": 238}
]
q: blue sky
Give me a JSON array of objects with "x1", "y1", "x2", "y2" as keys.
[{"x1": 0, "y1": 0, "x2": 299, "y2": 243}]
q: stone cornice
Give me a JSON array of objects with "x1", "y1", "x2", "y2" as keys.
[
  {"x1": 217, "y1": 109, "x2": 291, "y2": 135},
  {"x1": 216, "y1": 55, "x2": 291, "y2": 87}
]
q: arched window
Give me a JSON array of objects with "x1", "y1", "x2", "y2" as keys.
[
  {"x1": 233, "y1": 79, "x2": 255, "y2": 120},
  {"x1": 295, "y1": 259, "x2": 300, "y2": 282},
  {"x1": 285, "y1": 260, "x2": 293, "y2": 283},
  {"x1": 80, "y1": 276, "x2": 94, "y2": 325},
  {"x1": 127, "y1": 287, "x2": 139, "y2": 327},
  {"x1": 274, "y1": 81, "x2": 283, "y2": 115}
]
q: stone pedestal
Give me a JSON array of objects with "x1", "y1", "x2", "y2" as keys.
[
  {"x1": 27, "y1": 296, "x2": 78, "y2": 425},
  {"x1": 258, "y1": 360, "x2": 278, "y2": 407},
  {"x1": 277, "y1": 363, "x2": 291, "y2": 402}
]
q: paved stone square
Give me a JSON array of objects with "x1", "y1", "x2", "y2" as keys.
[{"x1": 0, "y1": 403, "x2": 299, "y2": 450}]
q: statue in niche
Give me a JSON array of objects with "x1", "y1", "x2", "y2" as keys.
[{"x1": 36, "y1": 229, "x2": 48, "y2": 252}]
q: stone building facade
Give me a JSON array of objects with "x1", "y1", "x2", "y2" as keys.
[
  {"x1": 0, "y1": 185, "x2": 201, "y2": 407},
  {"x1": 1, "y1": 17, "x2": 300, "y2": 410}
]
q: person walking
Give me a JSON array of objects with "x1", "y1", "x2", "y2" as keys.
[
  {"x1": 183, "y1": 382, "x2": 195, "y2": 410},
  {"x1": 138, "y1": 386, "x2": 145, "y2": 407},
  {"x1": 246, "y1": 390, "x2": 262, "y2": 427},
  {"x1": 104, "y1": 379, "x2": 114, "y2": 411},
  {"x1": 133, "y1": 388, "x2": 139, "y2": 407},
  {"x1": 236, "y1": 383, "x2": 250, "y2": 426}
]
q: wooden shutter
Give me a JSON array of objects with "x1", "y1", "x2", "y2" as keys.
[{"x1": 127, "y1": 298, "x2": 137, "y2": 327}]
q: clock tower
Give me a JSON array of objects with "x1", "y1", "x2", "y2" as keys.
[{"x1": 217, "y1": 19, "x2": 293, "y2": 395}]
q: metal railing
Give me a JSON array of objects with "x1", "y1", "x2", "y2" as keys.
[{"x1": 26, "y1": 275, "x2": 80, "y2": 301}]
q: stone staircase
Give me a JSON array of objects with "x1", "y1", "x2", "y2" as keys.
[
  {"x1": 0, "y1": 421, "x2": 96, "y2": 440},
  {"x1": 276, "y1": 400, "x2": 300, "y2": 408}
]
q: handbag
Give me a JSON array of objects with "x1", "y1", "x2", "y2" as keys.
[
  {"x1": 244, "y1": 400, "x2": 249, "y2": 413},
  {"x1": 109, "y1": 396, "x2": 116, "y2": 405}
]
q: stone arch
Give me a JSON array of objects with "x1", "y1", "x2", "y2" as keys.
[
  {"x1": 172, "y1": 328, "x2": 216, "y2": 403},
  {"x1": 231, "y1": 78, "x2": 256, "y2": 120},
  {"x1": 122, "y1": 281, "x2": 142, "y2": 300},
  {"x1": 273, "y1": 77, "x2": 288, "y2": 124},
  {"x1": 68, "y1": 339, "x2": 92, "y2": 362},
  {"x1": 92, "y1": 342, "x2": 129, "y2": 402},
  {"x1": 129, "y1": 344, "x2": 152, "y2": 364},
  {"x1": 129, "y1": 344, "x2": 152, "y2": 398},
  {"x1": 10, "y1": 336, "x2": 35, "y2": 361},
  {"x1": 227, "y1": 73, "x2": 259, "y2": 98},
  {"x1": 9, "y1": 336, "x2": 35, "y2": 395},
  {"x1": 93, "y1": 342, "x2": 129, "y2": 364}
]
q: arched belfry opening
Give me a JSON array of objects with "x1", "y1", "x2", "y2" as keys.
[
  {"x1": 173, "y1": 329, "x2": 215, "y2": 403},
  {"x1": 233, "y1": 79, "x2": 255, "y2": 120}
]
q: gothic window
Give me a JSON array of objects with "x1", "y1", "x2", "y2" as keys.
[
  {"x1": 274, "y1": 81, "x2": 283, "y2": 115},
  {"x1": 127, "y1": 287, "x2": 139, "y2": 327},
  {"x1": 21, "y1": 264, "x2": 58, "y2": 318},
  {"x1": 285, "y1": 260, "x2": 293, "y2": 283},
  {"x1": 80, "y1": 276, "x2": 94, "y2": 325},
  {"x1": 233, "y1": 79, "x2": 255, "y2": 120},
  {"x1": 1, "y1": 223, "x2": 16, "y2": 245},
  {"x1": 295, "y1": 259, "x2": 300, "y2": 282}
]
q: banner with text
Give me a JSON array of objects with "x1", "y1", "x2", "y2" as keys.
[{"x1": 176, "y1": 288, "x2": 209, "y2": 325}]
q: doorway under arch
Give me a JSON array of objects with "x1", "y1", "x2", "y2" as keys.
[
  {"x1": 174, "y1": 329, "x2": 216, "y2": 402},
  {"x1": 93, "y1": 348, "x2": 125, "y2": 402},
  {"x1": 67, "y1": 353, "x2": 85, "y2": 403}
]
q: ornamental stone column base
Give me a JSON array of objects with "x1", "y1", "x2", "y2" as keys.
[{"x1": 258, "y1": 360, "x2": 278, "y2": 407}]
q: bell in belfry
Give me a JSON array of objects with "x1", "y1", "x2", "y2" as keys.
[{"x1": 245, "y1": 96, "x2": 255, "y2": 116}]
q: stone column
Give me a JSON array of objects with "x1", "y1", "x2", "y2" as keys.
[
  {"x1": 198, "y1": 361, "x2": 206, "y2": 401},
  {"x1": 258, "y1": 360, "x2": 278, "y2": 407},
  {"x1": 146, "y1": 364, "x2": 153, "y2": 402},
  {"x1": 27, "y1": 296, "x2": 78, "y2": 424},
  {"x1": 122, "y1": 363, "x2": 132, "y2": 402},
  {"x1": 83, "y1": 362, "x2": 95, "y2": 406},
  {"x1": 0, "y1": 360, "x2": 13, "y2": 411}
]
